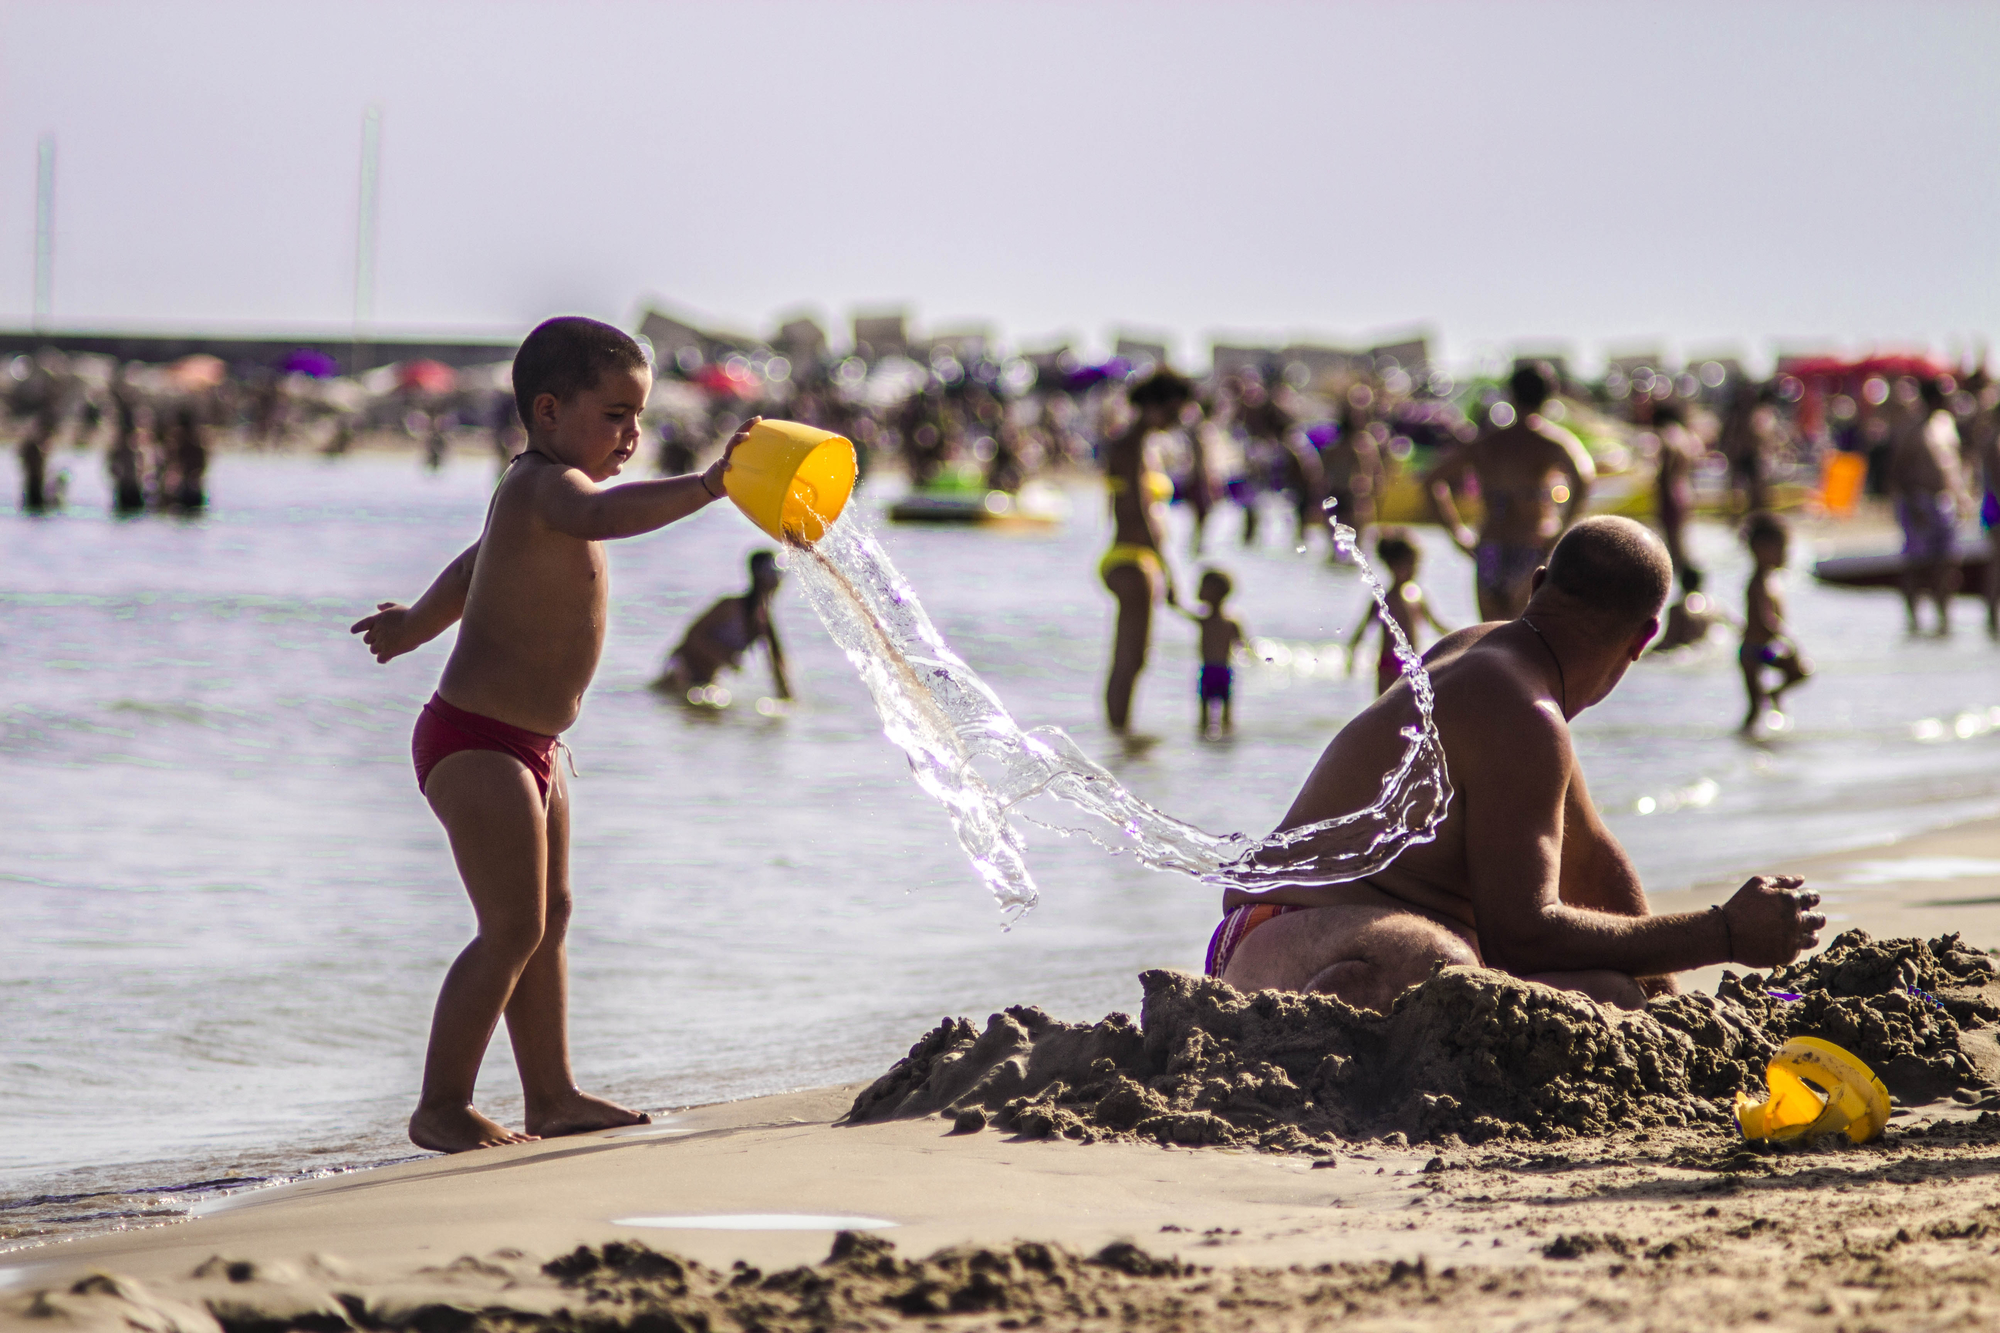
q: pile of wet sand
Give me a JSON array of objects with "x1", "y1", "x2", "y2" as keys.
[{"x1": 845, "y1": 932, "x2": 2000, "y2": 1147}]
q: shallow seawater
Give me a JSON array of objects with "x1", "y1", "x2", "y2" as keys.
[{"x1": 3, "y1": 452, "x2": 1998, "y2": 1242}]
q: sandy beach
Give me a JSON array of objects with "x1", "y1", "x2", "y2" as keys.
[{"x1": 9, "y1": 815, "x2": 2000, "y2": 1331}]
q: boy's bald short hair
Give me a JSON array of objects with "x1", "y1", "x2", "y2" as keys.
[
  {"x1": 1543, "y1": 517, "x2": 1673, "y2": 628},
  {"x1": 512, "y1": 316, "x2": 650, "y2": 426}
]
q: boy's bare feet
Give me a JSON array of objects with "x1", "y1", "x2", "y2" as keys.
[
  {"x1": 409, "y1": 1102, "x2": 539, "y2": 1154},
  {"x1": 527, "y1": 1089, "x2": 651, "y2": 1139}
]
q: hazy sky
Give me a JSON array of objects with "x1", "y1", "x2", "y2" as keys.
[{"x1": 1, "y1": 1, "x2": 1994, "y2": 368}]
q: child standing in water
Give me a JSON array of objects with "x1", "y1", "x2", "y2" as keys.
[
  {"x1": 351, "y1": 316, "x2": 755, "y2": 1153},
  {"x1": 1740, "y1": 510, "x2": 1812, "y2": 733},
  {"x1": 1183, "y1": 569, "x2": 1245, "y2": 737},
  {"x1": 1347, "y1": 529, "x2": 1450, "y2": 695}
]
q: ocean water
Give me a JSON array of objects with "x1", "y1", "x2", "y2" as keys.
[{"x1": 4, "y1": 452, "x2": 1998, "y2": 1243}]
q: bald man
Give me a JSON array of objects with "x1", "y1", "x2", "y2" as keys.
[{"x1": 1207, "y1": 517, "x2": 1824, "y2": 1011}]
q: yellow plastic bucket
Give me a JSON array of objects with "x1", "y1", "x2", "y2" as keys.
[
  {"x1": 722, "y1": 419, "x2": 857, "y2": 544},
  {"x1": 1735, "y1": 1036, "x2": 1891, "y2": 1145}
]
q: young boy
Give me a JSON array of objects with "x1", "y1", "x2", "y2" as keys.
[
  {"x1": 1347, "y1": 529, "x2": 1450, "y2": 695},
  {"x1": 351, "y1": 316, "x2": 756, "y2": 1153},
  {"x1": 1740, "y1": 510, "x2": 1812, "y2": 733},
  {"x1": 1183, "y1": 568, "x2": 1245, "y2": 737},
  {"x1": 651, "y1": 549, "x2": 793, "y2": 705}
]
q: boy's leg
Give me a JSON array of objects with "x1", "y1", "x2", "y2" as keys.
[
  {"x1": 506, "y1": 768, "x2": 649, "y2": 1137},
  {"x1": 1770, "y1": 650, "x2": 1811, "y2": 705},
  {"x1": 1739, "y1": 650, "x2": 1765, "y2": 731},
  {"x1": 412, "y1": 749, "x2": 552, "y2": 1153}
]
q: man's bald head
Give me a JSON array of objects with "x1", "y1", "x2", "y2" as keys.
[{"x1": 1537, "y1": 517, "x2": 1673, "y2": 629}]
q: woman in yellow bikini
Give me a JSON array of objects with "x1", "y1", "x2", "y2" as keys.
[{"x1": 1101, "y1": 370, "x2": 1191, "y2": 731}]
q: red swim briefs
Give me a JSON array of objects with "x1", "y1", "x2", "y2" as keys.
[{"x1": 411, "y1": 692, "x2": 560, "y2": 802}]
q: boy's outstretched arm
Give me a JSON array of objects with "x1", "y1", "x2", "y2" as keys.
[
  {"x1": 351, "y1": 540, "x2": 479, "y2": 664},
  {"x1": 540, "y1": 419, "x2": 758, "y2": 541}
]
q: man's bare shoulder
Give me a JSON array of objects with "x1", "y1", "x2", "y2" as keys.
[{"x1": 1429, "y1": 630, "x2": 1570, "y2": 751}]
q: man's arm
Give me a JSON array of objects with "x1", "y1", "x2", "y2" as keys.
[
  {"x1": 1462, "y1": 696, "x2": 1822, "y2": 975},
  {"x1": 538, "y1": 419, "x2": 756, "y2": 541},
  {"x1": 1423, "y1": 445, "x2": 1478, "y2": 552},
  {"x1": 1543, "y1": 425, "x2": 1595, "y2": 530},
  {"x1": 350, "y1": 540, "x2": 478, "y2": 663},
  {"x1": 1554, "y1": 763, "x2": 1647, "y2": 917}
]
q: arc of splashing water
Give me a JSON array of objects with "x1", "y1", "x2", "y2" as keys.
[{"x1": 787, "y1": 498, "x2": 1451, "y2": 923}]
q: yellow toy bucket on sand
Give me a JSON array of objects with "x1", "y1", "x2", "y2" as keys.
[
  {"x1": 1735, "y1": 1036, "x2": 1891, "y2": 1145},
  {"x1": 723, "y1": 420, "x2": 856, "y2": 544}
]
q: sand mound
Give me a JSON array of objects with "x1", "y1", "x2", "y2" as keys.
[{"x1": 844, "y1": 932, "x2": 2000, "y2": 1146}]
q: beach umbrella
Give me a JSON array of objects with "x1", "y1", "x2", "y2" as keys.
[
  {"x1": 284, "y1": 348, "x2": 341, "y2": 378},
  {"x1": 167, "y1": 354, "x2": 227, "y2": 390},
  {"x1": 396, "y1": 360, "x2": 458, "y2": 394},
  {"x1": 693, "y1": 363, "x2": 755, "y2": 398}
]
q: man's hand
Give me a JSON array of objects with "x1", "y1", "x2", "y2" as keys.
[
  {"x1": 351, "y1": 602, "x2": 423, "y2": 664},
  {"x1": 702, "y1": 416, "x2": 760, "y2": 500},
  {"x1": 1720, "y1": 874, "x2": 1824, "y2": 966},
  {"x1": 1451, "y1": 524, "x2": 1479, "y2": 555}
]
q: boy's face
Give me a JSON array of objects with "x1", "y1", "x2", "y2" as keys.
[
  {"x1": 1752, "y1": 534, "x2": 1786, "y2": 567},
  {"x1": 534, "y1": 365, "x2": 652, "y2": 481}
]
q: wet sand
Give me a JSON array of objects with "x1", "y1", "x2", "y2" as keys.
[{"x1": 8, "y1": 816, "x2": 2000, "y2": 1331}]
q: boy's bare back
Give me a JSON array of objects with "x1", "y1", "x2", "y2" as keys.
[
  {"x1": 1743, "y1": 567, "x2": 1783, "y2": 650},
  {"x1": 1198, "y1": 609, "x2": 1243, "y2": 666}
]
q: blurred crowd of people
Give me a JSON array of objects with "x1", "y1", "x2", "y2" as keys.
[{"x1": 7, "y1": 331, "x2": 1995, "y2": 655}]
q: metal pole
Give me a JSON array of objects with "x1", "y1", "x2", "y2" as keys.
[
  {"x1": 351, "y1": 105, "x2": 381, "y2": 373},
  {"x1": 32, "y1": 133, "x2": 55, "y2": 332}
]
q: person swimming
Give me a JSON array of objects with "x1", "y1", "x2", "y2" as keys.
[{"x1": 653, "y1": 550, "x2": 794, "y2": 705}]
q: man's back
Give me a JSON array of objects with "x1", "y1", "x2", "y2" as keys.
[
  {"x1": 1241, "y1": 622, "x2": 1558, "y2": 929},
  {"x1": 440, "y1": 454, "x2": 608, "y2": 735},
  {"x1": 1466, "y1": 420, "x2": 1592, "y2": 545},
  {"x1": 1888, "y1": 408, "x2": 1958, "y2": 496}
]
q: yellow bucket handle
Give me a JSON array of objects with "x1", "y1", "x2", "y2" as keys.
[{"x1": 1735, "y1": 1036, "x2": 1891, "y2": 1145}]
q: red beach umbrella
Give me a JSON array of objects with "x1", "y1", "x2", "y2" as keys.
[{"x1": 396, "y1": 360, "x2": 458, "y2": 394}]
